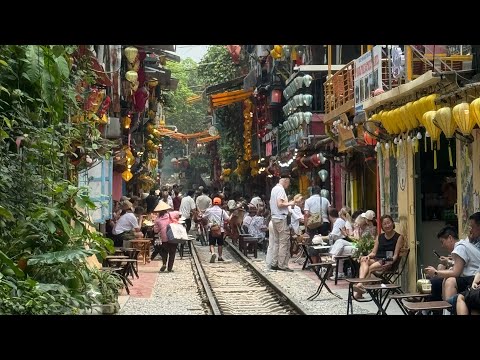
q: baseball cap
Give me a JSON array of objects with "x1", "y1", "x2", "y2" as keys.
[
  {"x1": 361, "y1": 210, "x2": 376, "y2": 221},
  {"x1": 213, "y1": 197, "x2": 222, "y2": 205}
]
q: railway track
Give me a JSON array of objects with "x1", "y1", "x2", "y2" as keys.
[{"x1": 191, "y1": 240, "x2": 307, "y2": 315}]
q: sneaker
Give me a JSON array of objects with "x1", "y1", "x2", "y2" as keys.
[
  {"x1": 278, "y1": 267, "x2": 293, "y2": 272},
  {"x1": 218, "y1": 257, "x2": 224, "y2": 262},
  {"x1": 168, "y1": 269, "x2": 174, "y2": 272},
  {"x1": 270, "y1": 265, "x2": 280, "y2": 270},
  {"x1": 160, "y1": 265, "x2": 166, "y2": 272},
  {"x1": 210, "y1": 253, "x2": 217, "y2": 263}
]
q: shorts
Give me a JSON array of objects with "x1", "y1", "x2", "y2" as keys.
[
  {"x1": 209, "y1": 233, "x2": 224, "y2": 246},
  {"x1": 462, "y1": 287, "x2": 480, "y2": 312}
]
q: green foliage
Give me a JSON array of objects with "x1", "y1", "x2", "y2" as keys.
[
  {"x1": 88, "y1": 268, "x2": 123, "y2": 305},
  {"x1": 352, "y1": 234, "x2": 375, "y2": 257},
  {"x1": 0, "y1": 45, "x2": 116, "y2": 314},
  {"x1": 197, "y1": 46, "x2": 240, "y2": 86}
]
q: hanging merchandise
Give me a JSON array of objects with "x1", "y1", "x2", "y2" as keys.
[
  {"x1": 318, "y1": 169, "x2": 329, "y2": 182},
  {"x1": 122, "y1": 169, "x2": 133, "y2": 182},
  {"x1": 434, "y1": 107, "x2": 456, "y2": 166},
  {"x1": 423, "y1": 111, "x2": 440, "y2": 169},
  {"x1": 453, "y1": 102, "x2": 475, "y2": 136},
  {"x1": 470, "y1": 98, "x2": 480, "y2": 127}
]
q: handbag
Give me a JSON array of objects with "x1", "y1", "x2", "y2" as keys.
[
  {"x1": 166, "y1": 223, "x2": 189, "y2": 244},
  {"x1": 210, "y1": 211, "x2": 224, "y2": 238},
  {"x1": 307, "y1": 196, "x2": 323, "y2": 229}
]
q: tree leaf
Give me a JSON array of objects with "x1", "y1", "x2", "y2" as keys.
[
  {"x1": 0, "y1": 250, "x2": 25, "y2": 279},
  {"x1": 52, "y1": 45, "x2": 64, "y2": 58},
  {"x1": 0, "y1": 59, "x2": 7, "y2": 66},
  {"x1": 28, "y1": 248, "x2": 95, "y2": 266},
  {"x1": 0, "y1": 129, "x2": 8, "y2": 140},
  {"x1": 3, "y1": 116, "x2": 11, "y2": 129},
  {"x1": 46, "y1": 221, "x2": 57, "y2": 234},
  {"x1": 25, "y1": 45, "x2": 44, "y2": 83},
  {"x1": 54, "y1": 56, "x2": 69, "y2": 79},
  {"x1": 0, "y1": 205, "x2": 13, "y2": 220}
]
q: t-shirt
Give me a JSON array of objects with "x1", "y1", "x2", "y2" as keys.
[
  {"x1": 204, "y1": 206, "x2": 230, "y2": 232},
  {"x1": 179, "y1": 196, "x2": 196, "y2": 219},
  {"x1": 452, "y1": 239, "x2": 480, "y2": 276},
  {"x1": 289, "y1": 205, "x2": 304, "y2": 234},
  {"x1": 196, "y1": 194, "x2": 212, "y2": 212},
  {"x1": 113, "y1": 212, "x2": 138, "y2": 235},
  {"x1": 269, "y1": 184, "x2": 288, "y2": 219},
  {"x1": 304, "y1": 195, "x2": 330, "y2": 223}
]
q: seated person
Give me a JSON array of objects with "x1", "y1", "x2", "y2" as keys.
[
  {"x1": 308, "y1": 208, "x2": 346, "y2": 266},
  {"x1": 112, "y1": 200, "x2": 144, "y2": 248},
  {"x1": 248, "y1": 207, "x2": 268, "y2": 245},
  {"x1": 424, "y1": 226, "x2": 480, "y2": 302},
  {"x1": 243, "y1": 204, "x2": 257, "y2": 229},
  {"x1": 353, "y1": 215, "x2": 404, "y2": 299},
  {"x1": 457, "y1": 269, "x2": 480, "y2": 315}
]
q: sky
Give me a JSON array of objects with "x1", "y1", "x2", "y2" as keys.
[{"x1": 175, "y1": 45, "x2": 209, "y2": 63}]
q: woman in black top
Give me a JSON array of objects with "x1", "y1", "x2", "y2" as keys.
[{"x1": 353, "y1": 214, "x2": 404, "y2": 299}]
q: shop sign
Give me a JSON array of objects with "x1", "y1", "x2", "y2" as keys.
[{"x1": 354, "y1": 45, "x2": 382, "y2": 113}]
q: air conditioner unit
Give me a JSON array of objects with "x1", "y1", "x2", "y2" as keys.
[{"x1": 105, "y1": 117, "x2": 122, "y2": 139}]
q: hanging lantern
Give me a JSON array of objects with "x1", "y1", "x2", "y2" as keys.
[
  {"x1": 318, "y1": 169, "x2": 329, "y2": 182},
  {"x1": 434, "y1": 107, "x2": 456, "y2": 166},
  {"x1": 470, "y1": 98, "x2": 480, "y2": 128},
  {"x1": 122, "y1": 169, "x2": 133, "y2": 182},
  {"x1": 124, "y1": 47, "x2": 138, "y2": 65},
  {"x1": 320, "y1": 189, "x2": 329, "y2": 199},
  {"x1": 453, "y1": 102, "x2": 475, "y2": 136},
  {"x1": 125, "y1": 70, "x2": 138, "y2": 83}
]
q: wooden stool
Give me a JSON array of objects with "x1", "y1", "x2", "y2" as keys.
[
  {"x1": 345, "y1": 278, "x2": 382, "y2": 315},
  {"x1": 239, "y1": 237, "x2": 258, "y2": 258}
]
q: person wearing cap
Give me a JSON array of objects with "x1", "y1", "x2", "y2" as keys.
[
  {"x1": 360, "y1": 210, "x2": 377, "y2": 237},
  {"x1": 152, "y1": 200, "x2": 173, "y2": 270},
  {"x1": 204, "y1": 197, "x2": 231, "y2": 262},
  {"x1": 267, "y1": 173, "x2": 295, "y2": 272},
  {"x1": 112, "y1": 200, "x2": 143, "y2": 248}
]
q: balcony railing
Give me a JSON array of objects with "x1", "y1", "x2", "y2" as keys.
[{"x1": 324, "y1": 60, "x2": 355, "y2": 117}]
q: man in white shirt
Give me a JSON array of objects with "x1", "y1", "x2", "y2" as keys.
[
  {"x1": 424, "y1": 226, "x2": 480, "y2": 301},
  {"x1": 113, "y1": 201, "x2": 143, "y2": 248},
  {"x1": 179, "y1": 190, "x2": 196, "y2": 232},
  {"x1": 304, "y1": 186, "x2": 331, "y2": 238},
  {"x1": 267, "y1": 175, "x2": 295, "y2": 272},
  {"x1": 196, "y1": 188, "x2": 212, "y2": 212},
  {"x1": 204, "y1": 197, "x2": 231, "y2": 262}
]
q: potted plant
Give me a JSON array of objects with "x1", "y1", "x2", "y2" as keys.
[
  {"x1": 352, "y1": 234, "x2": 375, "y2": 258},
  {"x1": 91, "y1": 269, "x2": 123, "y2": 314}
]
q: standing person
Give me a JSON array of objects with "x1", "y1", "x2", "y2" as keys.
[
  {"x1": 172, "y1": 190, "x2": 182, "y2": 211},
  {"x1": 145, "y1": 189, "x2": 160, "y2": 214},
  {"x1": 288, "y1": 194, "x2": 304, "y2": 236},
  {"x1": 204, "y1": 197, "x2": 231, "y2": 262},
  {"x1": 304, "y1": 186, "x2": 331, "y2": 238},
  {"x1": 151, "y1": 200, "x2": 173, "y2": 272},
  {"x1": 163, "y1": 211, "x2": 185, "y2": 272},
  {"x1": 268, "y1": 174, "x2": 295, "y2": 272},
  {"x1": 196, "y1": 187, "x2": 212, "y2": 212},
  {"x1": 179, "y1": 190, "x2": 196, "y2": 233}
]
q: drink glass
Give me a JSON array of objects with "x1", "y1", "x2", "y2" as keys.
[{"x1": 386, "y1": 251, "x2": 393, "y2": 260}]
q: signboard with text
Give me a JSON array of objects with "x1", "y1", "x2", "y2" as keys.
[{"x1": 354, "y1": 45, "x2": 383, "y2": 113}]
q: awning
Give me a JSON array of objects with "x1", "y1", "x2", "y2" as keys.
[
  {"x1": 210, "y1": 89, "x2": 253, "y2": 109},
  {"x1": 205, "y1": 76, "x2": 247, "y2": 96}
]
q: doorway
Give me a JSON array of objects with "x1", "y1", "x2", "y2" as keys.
[{"x1": 415, "y1": 130, "x2": 457, "y2": 273}]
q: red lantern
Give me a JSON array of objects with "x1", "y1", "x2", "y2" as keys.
[
  {"x1": 270, "y1": 89, "x2": 282, "y2": 105},
  {"x1": 364, "y1": 131, "x2": 377, "y2": 146}
]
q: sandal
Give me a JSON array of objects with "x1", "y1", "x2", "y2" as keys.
[{"x1": 353, "y1": 284, "x2": 366, "y2": 294}]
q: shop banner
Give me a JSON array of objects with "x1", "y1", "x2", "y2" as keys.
[{"x1": 354, "y1": 45, "x2": 382, "y2": 113}]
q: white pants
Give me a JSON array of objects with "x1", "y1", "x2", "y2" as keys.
[{"x1": 329, "y1": 239, "x2": 354, "y2": 274}]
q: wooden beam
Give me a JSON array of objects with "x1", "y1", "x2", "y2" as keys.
[
  {"x1": 323, "y1": 99, "x2": 355, "y2": 124},
  {"x1": 362, "y1": 71, "x2": 440, "y2": 112}
]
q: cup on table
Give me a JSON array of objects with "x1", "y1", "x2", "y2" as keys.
[{"x1": 385, "y1": 251, "x2": 393, "y2": 261}]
